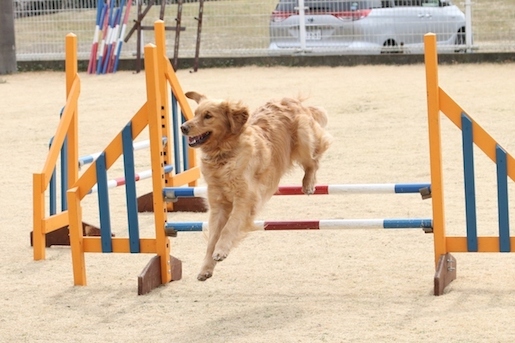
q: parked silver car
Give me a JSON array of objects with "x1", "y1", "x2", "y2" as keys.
[
  {"x1": 269, "y1": 0, "x2": 467, "y2": 54},
  {"x1": 13, "y1": 0, "x2": 62, "y2": 17}
]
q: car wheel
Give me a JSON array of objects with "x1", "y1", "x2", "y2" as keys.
[
  {"x1": 381, "y1": 40, "x2": 401, "y2": 54},
  {"x1": 454, "y1": 28, "x2": 466, "y2": 53}
]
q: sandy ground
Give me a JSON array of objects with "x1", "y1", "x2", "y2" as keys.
[{"x1": 2, "y1": 63, "x2": 515, "y2": 342}]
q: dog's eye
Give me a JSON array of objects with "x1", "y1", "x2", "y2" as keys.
[{"x1": 204, "y1": 113, "x2": 212, "y2": 120}]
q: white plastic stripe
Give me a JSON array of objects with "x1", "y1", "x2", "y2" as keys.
[
  {"x1": 193, "y1": 187, "x2": 207, "y2": 197},
  {"x1": 131, "y1": 140, "x2": 151, "y2": 151},
  {"x1": 254, "y1": 220, "x2": 266, "y2": 229},
  {"x1": 327, "y1": 184, "x2": 395, "y2": 194},
  {"x1": 318, "y1": 219, "x2": 384, "y2": 229}
]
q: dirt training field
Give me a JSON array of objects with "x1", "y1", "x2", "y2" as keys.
[{"x1": 2, "y1": 63, "x2": 515, "y2": 342}]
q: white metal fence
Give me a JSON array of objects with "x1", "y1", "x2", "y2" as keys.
[{"x1": 13, "y1": 0, "x2": 515, "y2": 61}]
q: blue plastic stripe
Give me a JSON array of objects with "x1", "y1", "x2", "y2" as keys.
[
  {"x1": 163, "y1": 187, "x2": 196, "y2": 198},
  {"x1": 461, "y1": 113, "x2": 478, "y2": 252},
  {"x1": 182, "y1": 113, "x2": 189, "y2": 172},
  {"x1": 79, "y1": 155, "x2": 95, "y2": 166},
  {"x1": 50, "y1": 168, "x2": 57, "y2": 215},
  {"x1": 58, "y1": 107, "x2": 68, "y2": 211},
  {"x1": 165, "y1": 222, "x2": 203, "y2": 232},
  {"x1": 496, "y1": 145, "x2": 511, "y2": 252},
  {"x1": 171, "y1": 94, "x2": 182, "y2": 173},
  {"x1": 48, "y1": 138, "x2": 57, "y2": 216},
  {"x1": 122, "y1": 124, "x2": 140, "y2": 253},
  {"x1": 394, "y1": 183, "x2": 431, "y2": 194},
  {"x1": 383, "y1": 219, "x2": 433, "y2": 229},
  {"x1": 61, "y1": 135, "x2": 68, "y2": 211},
  {"x1": 95, "y1": 153, "x2": 113, "y2": 253}
]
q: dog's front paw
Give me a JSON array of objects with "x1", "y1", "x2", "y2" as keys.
[
  {"x1": 212, "y1": 250, "x2": 228, "y2": 261},
  {"x1": 302, "y1": 175, "x2": 316, "y2": 195},
  {"x1": 302, "y1": 182, "x2": 315, "y2": 195},
  {"x1": 302, "y1": 186, "x2": 314, "y2": 195},
  {"x1": 197, "y1": 270, "x2": 213, "y2": 281}
]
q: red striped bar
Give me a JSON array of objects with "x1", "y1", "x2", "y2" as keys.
[
  {"x1": 163, "y1": 183, "x2": 430, "y2": 200},
  {"x1": 275, "y1": 183, "x2": 430, "y2": 195},
  {"x1": 164, "y1": 219, "x2": 433, "y2": 233},
  {"x1": 89, "y1": 165, "x2": 173, "y2": 194}
]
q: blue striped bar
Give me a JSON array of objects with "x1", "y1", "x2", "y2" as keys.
[
  {"x1": 171, "y1": 94, "x2": 182, "y2": 173},
  {"x1": 394, "y1": 183, "x2": 431, "y2": 194},
  {"x1": 461, "y1": 113, "x2": 478, "y2": 252},
  {"x1": 164, "y1": 218, "x2": 433, "y2": 232},
  {"x1": 163, "y1": 183, "x2": 431, "y2": 200},
  {"x1": 496, "y1": 145, "x2": 511, "y2": 252},
  {"x1": 95, "y1": 152, "x2": 113, "y2": 253},
  {"x1": 383, "y1": 218, "x2": 433, "y2": 229},
  {"x1": 122, "y1": 124, "x2": 140, "y2": 253}
]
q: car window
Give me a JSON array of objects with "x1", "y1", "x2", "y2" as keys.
[
  {"x1": 276, "y1": 0, "x2": 383, "y2": 12},
  {"x1": 422, "y1": 0, "x2": 439, "y2": 6},
  {"x1": 393, "y1": 0, "x2": 422, "y2": 6}
]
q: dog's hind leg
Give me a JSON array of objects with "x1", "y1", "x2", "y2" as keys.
[
  {"x1": 296, "y1": 118, "x2": 331, "y2": 195},
  {"x1": 295, "y1": 131, "x2": 319, "y2": 194},
  {"x1": 198, "y1": 209, "x2": 229, "y2": 281}
]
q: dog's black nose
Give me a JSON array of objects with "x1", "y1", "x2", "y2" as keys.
[{"x1": 180, "y1": 124, "x2": 189, "y2": 135}]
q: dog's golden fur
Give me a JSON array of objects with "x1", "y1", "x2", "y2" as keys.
[{"x1": 182, "y1": 91, "x2": 332, "y2": 281}]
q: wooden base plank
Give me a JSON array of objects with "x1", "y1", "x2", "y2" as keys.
[
  {"x1": 138, "y1": 255, "x2": 182, "y2": 295},
  {"x1": 137, "y1": 191, "x2": 208, "y2": 212},
  {"x1": 434, "y1": 253, "x2": 457, "y2": 296},
  {"x1": 30, "y1": 222, "x2": 102, "y2": 247}
]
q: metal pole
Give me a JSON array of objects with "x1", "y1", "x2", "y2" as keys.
[
  {"x1": 0, "y1": 0, "x2": 17, "y2": 74},
  {"x1": 464, "y1": 0, "x2": 472, "y2": 52},
  {"x1": 296, "y1": 0, "x2": 307, "y2": 53}
]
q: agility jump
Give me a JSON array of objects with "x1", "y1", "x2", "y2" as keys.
[
  {"x1": 33, "y1": 21, "x2": 202, "y2": 294},
  {"x1": 425, "y1": 33, "x2": 515, "y2": 294}
]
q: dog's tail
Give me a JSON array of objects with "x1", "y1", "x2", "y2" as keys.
[{"x1": 308, "y1": 106, "x2": 328, "y2": 128}]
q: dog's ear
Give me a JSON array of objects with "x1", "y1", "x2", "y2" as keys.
[
  {"x1": 224, "y1": 101, "x2": 249, "y2": 135},
  {"x1": 185, "y1": 91, "x2": 206, "y2": 104}
]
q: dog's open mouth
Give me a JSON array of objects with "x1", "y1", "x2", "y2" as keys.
[{"x1": 188, "y1": 131, "x2": 211, "y2": 147}]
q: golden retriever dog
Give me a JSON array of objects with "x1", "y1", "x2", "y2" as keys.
[{"x1": 181, "y1": 91, "x2": 332, "y2": 281}]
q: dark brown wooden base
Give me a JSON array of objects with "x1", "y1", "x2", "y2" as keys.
[
  {"x1": 138, "y1": 255, "x2": 182, "y2": 295},
  {"x1": 30, "y1": 222, "x2": 102, "y2": 247},
  {"x1": 434, "y1": 253, "x2": 457, "y2": 296},
  {"x1": 137, "y1": 192, "x2": 208, "y2": 213}
]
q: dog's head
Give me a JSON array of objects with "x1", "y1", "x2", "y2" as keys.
[{"x1": 181, "y1": 91, "x2": 249, "y2": 151}]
